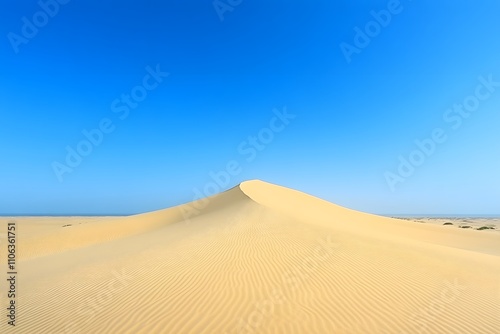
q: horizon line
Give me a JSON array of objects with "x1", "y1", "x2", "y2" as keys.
[{"x1": 1, "y1": 213, "x2": 500, "y2": 218}]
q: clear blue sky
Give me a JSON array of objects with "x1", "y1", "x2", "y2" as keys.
[{"x1": 1, "y1": 0, "x2": 499, "y2": 215}]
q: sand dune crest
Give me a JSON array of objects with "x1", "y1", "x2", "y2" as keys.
[{"x1": 1, "y1": 180, "x2": 499, "y2": 333}]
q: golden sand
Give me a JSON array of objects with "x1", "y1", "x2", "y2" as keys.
[{"x1": 1, "y1": 180, "x2": 499, "y2": 333}]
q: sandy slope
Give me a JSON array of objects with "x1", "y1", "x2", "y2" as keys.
[{"x1": 1, "y1": 180, "x2": 499, "y2": 333}]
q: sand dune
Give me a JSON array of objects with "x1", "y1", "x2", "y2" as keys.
[{"x1": 1, "y1": 180, "x2": 499, "y2": 333}]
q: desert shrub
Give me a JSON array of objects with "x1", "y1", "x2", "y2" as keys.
[{"x1": 477, "y1": 226, "x2": 494, "y2": 231}]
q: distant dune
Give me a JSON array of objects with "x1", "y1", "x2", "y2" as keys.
[{"x1": 1, "y1": 180, "x2": 499, "y2": 333}]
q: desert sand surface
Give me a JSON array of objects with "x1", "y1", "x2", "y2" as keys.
[
  {"x1": 1, "y1": 180, "x2": 499, "y2": 333},
  {"x1": 393, "y1": 217, "x2": 500, "y2": 232}
]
